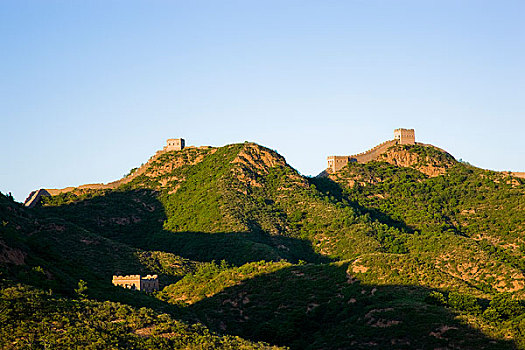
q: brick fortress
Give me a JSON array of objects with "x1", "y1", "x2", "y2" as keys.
[{"x1": 112, "y1": 274, "x2": 159, "y2": 293}]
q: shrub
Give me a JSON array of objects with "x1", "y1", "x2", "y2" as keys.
[
  {"x1": 482, "y1": 307, "x2": 501, "y2": 323},
  {"x1": 425, "y1": 291, "x2": 447, "y2": 306},
  {"x1": 448, "y1": 292, "x2": 481, "y2": 314},
  {"x1": 490, "y1": 293, "x2": 525, "y2": 319}
]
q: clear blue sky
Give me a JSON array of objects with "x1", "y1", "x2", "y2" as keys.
[{"x1": 1, "y1": 1, "x2": 524, "y2": 202}]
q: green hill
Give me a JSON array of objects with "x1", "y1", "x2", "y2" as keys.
[
  {"x1": 38, "y1": 143, "x2": 412, "y2": 262},
  {"x1": 326, "y1": 144, "x2": 525, "y2": 296},
  {"x1": 2, "y1": 141, "x2": 525, "y2": 348}
]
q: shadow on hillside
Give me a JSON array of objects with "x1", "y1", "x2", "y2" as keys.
[
  {"x1": 28, "y1": 190, "x2": 519, "y2": 348},
  {"x1": 186, "y1": 263, "x2": 514, "y2": 350},
  {"x1": 36, "y1": 189, "x2": 332, "y2": 267},
  {"x1": 309, "y1": 177, "x2": 416, "y2": 234},
  {"x1": 4, "y1": 232, "x2": 183, "y2": 316},
  {"x1": 25, "y1": 188, "x2": 333, "y2": 323},
  {"x1": 145, "y1": 230, "x2": 332, "y2": 266}
]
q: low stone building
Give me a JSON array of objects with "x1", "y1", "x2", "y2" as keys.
[{"x1": 112, "y1": 274, "x2": 159, "y2": 293}]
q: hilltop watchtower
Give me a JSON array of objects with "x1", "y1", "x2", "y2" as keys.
[
  {"x1": 164, "y1": 138, "x2": 185, "y2": 151},
  {"x1": 394, "y1": 128, "x2": 415, "y2": 145}
]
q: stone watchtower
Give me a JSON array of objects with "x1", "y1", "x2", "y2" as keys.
[
  {"x1": 394, "y1": 128, "x2": 415, "y2": 145},
  {"x1": 164, "y1": 138, "x2": 185, "y2": 151}
]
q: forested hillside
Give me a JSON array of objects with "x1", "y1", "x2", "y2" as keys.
[{"x1": 2, "y1": 141, "x2": 525, "y2": 349}]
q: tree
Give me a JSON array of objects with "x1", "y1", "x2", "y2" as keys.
[
  {"x1": 448, "y1": 292, "x2": 481, "y2": 314},
  {"x1": 75, "y1": 280, "x2": 88, "y2": 299},
  {"x1": 490, "y1": 293, "x2": 524, "y2": 319}
]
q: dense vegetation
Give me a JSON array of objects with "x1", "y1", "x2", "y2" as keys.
[
  {"x1": 0, "y1": 280, "x2": 279, "y2": 349},
  {"x1": 2, "y1": 141, "x2": 525, "y2": 348}
]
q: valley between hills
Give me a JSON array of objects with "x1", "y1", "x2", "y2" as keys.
[{"x1": 2, "y1": 137, "x2": 525, "y2": 349}]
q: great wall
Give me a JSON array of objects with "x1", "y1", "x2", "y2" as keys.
[
  {"x1": 327, "y1": 139, "x2": 399, "y2": 172},
  {"x1": 327, "y1": 128, "x2": 418, "y2": 172},
  {"x1": 327, "y1": 129, "x2": 525, "y2": 178},
  {"x1": 23, "y1": 138, "x2": 186, "y2": 208},
  {"x1": 23, "y1": 132, "x2": 525, "y2": 207}
]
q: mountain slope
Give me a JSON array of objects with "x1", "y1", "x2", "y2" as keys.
[
  {"x1": 0, "y1": 192, "x2": 282, "y2": 349},
  {"x1": 0, "y1": 281, "x2": 280, "y2": 349},
  {"x1": 3, "y1": 141, "x2": 525, "y2": 349},
  {"x1": 158, "y1": 260, "x2": 514, "y2": 349},
  {"x1": 39, "y1": 142, "x2": 409, "y2": 263}
]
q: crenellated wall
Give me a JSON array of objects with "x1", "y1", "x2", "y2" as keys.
[
  {"x1": 112, "y1": 275, "x2": 141, "y2": 291},
  {"x1": 327, "y1": 129, "x2": 418, "y2": 173},
  {"x1": 350, "y1": 140, "x2": 398, "y2": 164},
  {"x1": 327, "y1": 139, "x2": 398, "y2": 172},
  {"x1": 112, "y1": 274, "x2": 159, "y2": 292}
]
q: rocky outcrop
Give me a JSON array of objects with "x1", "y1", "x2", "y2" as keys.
[
  {"x1": 0, "y1": 240, "x2": 26, "y2": 265},
  {"x1": 231, "y1": 143, "x2": 308, "y2": 190},
  {"x1": 378, "y1": 145, "x2": 456, "y2": 177},
  {"x1": 232, "y1": 143, "x2": 286, "y2": 174}
]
